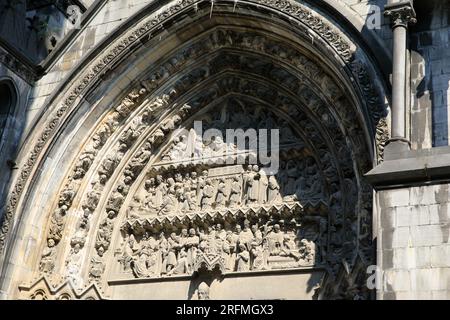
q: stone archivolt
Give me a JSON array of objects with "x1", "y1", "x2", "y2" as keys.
[{"x1": 12, "y1": 5, "x2": 385, "y2": 298}]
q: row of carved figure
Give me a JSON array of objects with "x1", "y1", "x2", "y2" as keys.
[
  {"x1": 129, "y1": 159, "x2": 324, "y2": 217},
  {"x1": 118, "y1": 220, "x2": 316, "y2": 278},
  {"x1": 129, "y1": 165, "x2": 282, "y2": 216}
]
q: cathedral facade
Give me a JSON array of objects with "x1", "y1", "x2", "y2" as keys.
[{"x1": 0, "y1": 0, "x2": 449, "y2": 300}]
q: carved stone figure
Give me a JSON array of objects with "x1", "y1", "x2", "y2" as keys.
[
  {"x1": 229, "y1": 176, "x2": 242, "y2": 208},
  {"x1": 258, "y1": 168, "x2": 269, "y2": 205},
  {"x1": 65, "y1": 244, "x2": 83, "y2": 288},
  {"x1": 267, "y1": 224, "x2": 284, "y2": 256},
  {"x1": 201, "y1": 180, "x2": 215, "y2": 210},
  {"x1": 215, "y1": 178, "x2": 228, "y2": 208},
  {"x1": 268, "y1": 175, "x2": 281, "y2": 204},
  {"x1": 247, "y1": 165, "x2": 260, "y2": 205},
  {"x1": 154, "y1": 175, "x2": 167, "y2": 212},
  {"x1": 197, "y1": 282, "x2": 210, "y2": 300},
  {"x1": 39, "y1": 239, "x2": 57, "y2": 273},
  {"x1": 89, "y1": 246, "x2": 106, "y2": 283},
  {"x1": 236, "y1": 243, "x2": 250, "y2": 271}
]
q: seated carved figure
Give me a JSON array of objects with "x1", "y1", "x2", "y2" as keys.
[
  {"x1": 267, "y1": 224, "x2": 284, "y2": 256},
  {"x1": 89, "y1": 246, "x2": 106, "y2": 283},
  {"x1": 280, "y1": 235, "x2": 301, "y2": 260},
  {"x1": 168, "y1": 249, "x2": 189, "y2": 275}
]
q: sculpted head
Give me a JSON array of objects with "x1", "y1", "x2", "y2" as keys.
[
  {"x1": 97, "y1": 246, "x2": 105, "y2": 257},
  {"x1": 107, "y1": 210, "x2": 116, "y2": 219},
  {"x1": 73, "y1": 244, "x2": 81, "y2": 254},
  {"x1": 145, "y1": 178, "x2": 155, "y2": 189},
  {"x1": 197, "y1": 282, "x2": 210, "y2": 300},
  {"x1": 47, "y1": 239, "x2": 55, "y2": 248},
  {"x1": 274, "y1": 224, "x2": 281, "y2": 232},
  {"x1": 129, "y1": 234, "x2": 136, "y2": 245}
]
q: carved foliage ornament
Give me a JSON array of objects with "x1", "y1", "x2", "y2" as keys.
[{"x1": 384, "y1": 2, "x2": 417, "y2": 28}]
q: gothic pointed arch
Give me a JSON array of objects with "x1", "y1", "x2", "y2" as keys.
[{"x1": 0, "y1": 0, "x2": 389, "y2": 300}]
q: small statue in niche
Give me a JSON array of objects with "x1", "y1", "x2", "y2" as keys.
[
  {"x1": 89, "y1": 246, "x2": 106, "y2": 284},
  {"x1": 65, "y1": 244, "x2": 83, "y2": 288},
  {"x1": 39, "y1": 238, "x2": 57, "y2": 273}
]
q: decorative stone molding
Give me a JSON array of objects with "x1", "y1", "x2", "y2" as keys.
[
  {"x1": 0, "y1": 47, "x2": 39, "y2": 83},
  {"x1": 18, "y1": 275, "x2": 108, "y2": 300}
]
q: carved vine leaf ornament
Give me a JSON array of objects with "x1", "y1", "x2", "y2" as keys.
[{"x1": 0, "y1": 0, "x2": 387, "y2": 300}]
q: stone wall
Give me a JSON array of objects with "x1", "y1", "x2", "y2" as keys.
[
  {"x1": 377, "y1": 184, "x2": 450, "y2": 299},
  {"x1": 410, "y1": 1, "x2": 450, "y2": 149}
]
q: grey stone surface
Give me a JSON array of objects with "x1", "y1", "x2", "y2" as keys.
[{"x1": 0, "y1": 0, "x2": 450, "y2": 301}]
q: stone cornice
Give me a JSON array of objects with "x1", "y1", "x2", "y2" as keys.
[
  {"x1": 0, "y1": 40, "x2": 42, "y2": 84},
  {"x1": 366, "y1": 146, "x2": 450, "y2": 189}
]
